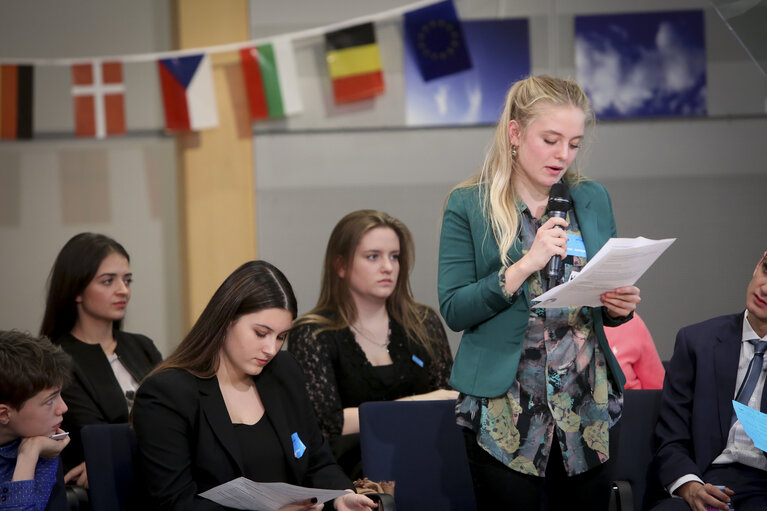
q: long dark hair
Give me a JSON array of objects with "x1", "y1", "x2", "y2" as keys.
[
  {"x1": 40, "y1": 233, "x2": 130, "y2": 341},
  {"x1": 151, "y1": 260, "x2": 297, "y2": 378},
  {"x1": 295, "y1": 209, "x2": 437, "y2": 359}
]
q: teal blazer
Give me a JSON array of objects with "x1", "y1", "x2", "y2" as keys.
[{"x1": 438, "y1": 180, "x2": 627, "y2": 398}]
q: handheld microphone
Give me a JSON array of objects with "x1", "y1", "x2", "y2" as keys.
[{"x1": 544, "y1": 182, "x2": 571, "y2": 291}]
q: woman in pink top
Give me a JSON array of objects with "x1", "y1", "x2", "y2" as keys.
[{"x1": 604, "y1": 314, "x2": 665, "y2": 389}]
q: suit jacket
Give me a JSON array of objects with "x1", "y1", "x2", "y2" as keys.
[
  {"x1": 438, "y1": 180, "x2": 627, "y2": 398},
  {"x1": 132, "y1": 352, "x2": 352, "y2": 511},
  {"x1": 653, "y1": 312, "x2": 767, "y2": 487},
  {"x1": 56, "y1": 331, "x2": 162, "y2": 471}
]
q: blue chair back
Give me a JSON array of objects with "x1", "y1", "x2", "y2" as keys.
[
  {"x1": 359, "y1": 400, "x2": 476, "y2": 511},
  {"x1": 81, "y1": 423, "x2": 137, "y2": 511},
  {"x1": 612, "y1": 389, "x2": 663, "y2": 511}
]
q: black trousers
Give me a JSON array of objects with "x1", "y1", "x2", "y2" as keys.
[{"x1": 463, "y1": 424, "x2": 619, "y2": 511}]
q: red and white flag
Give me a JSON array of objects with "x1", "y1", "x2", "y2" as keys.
[{"x1": 71, "y1": 61, "x2": 126, "y2": 138}]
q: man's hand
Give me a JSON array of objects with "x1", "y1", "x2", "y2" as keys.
[{"x1": 676, "y1": 481, "x2": 733, "y2": 511}]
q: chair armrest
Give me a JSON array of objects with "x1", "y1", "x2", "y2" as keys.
[
  {"x1": 611, "y1": 480, "x2": 634, "y2": 511},
  {"x1": 367, "y1": 492, "x2": 396, "y2": 511},
  {"x1": 65, "y1": 485, "x2": 90, "y2": 511}
]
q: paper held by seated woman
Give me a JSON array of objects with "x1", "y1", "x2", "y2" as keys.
[{"x1": 199, "y1": 477, "x2": 349, "y2": 510}]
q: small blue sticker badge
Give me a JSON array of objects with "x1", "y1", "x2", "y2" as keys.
[
  {"x1": 411, "y1": 354, "x2": 424, "y2": 367},
  {"x1": 291, "y1": 432, "x2": 306, "y2": 459},
  {"x1": 566, "y1": 234, "x2": 587, "y2": 258}
]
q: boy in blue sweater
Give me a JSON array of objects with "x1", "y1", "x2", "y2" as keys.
[{"x1": 0, "y1": 330, "x2": 71, "y2": 511}]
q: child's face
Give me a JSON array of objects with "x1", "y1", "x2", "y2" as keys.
[{"x1": 8, "y1": 387, "x2": 67, "y2": 438}]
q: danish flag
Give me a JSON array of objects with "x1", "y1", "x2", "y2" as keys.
[{"x1": 71, "y1": 60, "x2": 126, "y2": 138}]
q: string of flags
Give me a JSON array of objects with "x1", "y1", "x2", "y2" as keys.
[{"x1": 0, "y1": 0, "x2": 474, "y2": 140}]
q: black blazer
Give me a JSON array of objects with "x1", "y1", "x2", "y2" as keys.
[
  {"x1": 132, "y1": 352, "x2": 352, "y2": 511},
  {"x1": 56, "y1": 331, "x2": 162, "y2": 470},
  {"x1": 653, "y1": 312, "x2": 767, "y2": 487}
]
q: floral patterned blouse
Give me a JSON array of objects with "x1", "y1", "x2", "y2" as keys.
[{"x1": 457, "y1": 204, "x2": 622, "y2": 477}]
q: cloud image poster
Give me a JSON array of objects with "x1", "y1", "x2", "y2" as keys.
[{"x1": 575, "y1": 10, "x2": 706, "y2": 119}]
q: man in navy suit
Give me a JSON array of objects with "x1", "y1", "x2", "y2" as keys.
[{"x1": 652, "y1": 251, "x2": 767, "y2": 511}]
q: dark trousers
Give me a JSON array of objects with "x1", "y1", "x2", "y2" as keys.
[
  {"x1": 651, "y1": 463, "x2": 767, "y2": 511},
  {"x1": 463, "y1": 424, "x2": 619, "y2": 511}
]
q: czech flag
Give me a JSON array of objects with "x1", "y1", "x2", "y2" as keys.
[{"x1": 157, "y1": 53, "x2": 219, "y2": 133}]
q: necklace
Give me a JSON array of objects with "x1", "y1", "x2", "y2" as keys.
[{"x1": 351, "y1": 324, "x2": 391, "y2": 353}]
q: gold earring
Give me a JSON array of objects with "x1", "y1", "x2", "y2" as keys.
[{"x1": 511, "y1": 146, "x2": 518, "y2": 157}]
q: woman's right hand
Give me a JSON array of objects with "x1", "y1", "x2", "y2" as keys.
[
  {"x1": 278, "y1": 497, "x2": 323, "y2": 511},
  {"x1": 517, "y1": 216, "x2": 568, "y2": 275}
]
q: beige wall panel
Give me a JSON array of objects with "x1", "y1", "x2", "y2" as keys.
[
  {"x1": 59, "y1": 149, "x2": 111, "y2": 225},
  {"x1": 173, "y1": 0, "x2": 257, "y2": 328},
  {"x1": 0, "y1": 154, "x2": 21, "y2": 226}
]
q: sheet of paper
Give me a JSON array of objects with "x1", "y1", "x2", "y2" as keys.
[
  {"x1": 531, "y1": 237, "x2": 675, "y2": 308},
  {"x1": 733, "y1": 401, "x2": 767, "y2": 452},
  {"x1": 198, "y1": 477, "x2": 349, "y2": 511}
]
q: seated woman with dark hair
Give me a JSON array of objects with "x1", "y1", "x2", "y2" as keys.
[
  {"x1": 289, "y1": 210, "x2": 456, "y2": 478},
  {"x1": 0, "y1": 330, "x2": 72, "y2": 511},
  {"x1": 39, "y1": 233, "x2": 162, "y2": 489},
  {"x1": 132, "y1": 260, "x2": 377, "y2": 511}
]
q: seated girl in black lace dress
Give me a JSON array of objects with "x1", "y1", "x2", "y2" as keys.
[{"x1": 288, "y1": 210, "x2": 457, "y2": 478}]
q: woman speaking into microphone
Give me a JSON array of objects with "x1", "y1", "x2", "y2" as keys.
[{"x1": 437, "y1": 75, "x2": 640, "y2": 510}]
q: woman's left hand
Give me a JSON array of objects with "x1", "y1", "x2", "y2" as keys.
[
  {"x1": 600, "y1": 286, "x2": 640, "y2": 318},
  {"x1": 334, "y1": 492, "x2": 378, "y2": 510}
]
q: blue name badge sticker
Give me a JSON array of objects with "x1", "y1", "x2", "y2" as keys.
[
  {"x1": 566, "y1": 234, "x2": 587, "y2": 258},
  {"x1": 411, "y1": 354, "x2": 424, "y2": 367},
  {"x1": 291, "y1": 432, "x2": 306, "y2": 459}
]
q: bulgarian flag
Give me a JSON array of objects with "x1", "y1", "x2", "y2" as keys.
[
  {"x1": 0, "y1": 64, "x2": 33, "y2": 140},
  {"x1": 325, "y1": 23, "x2": 384, "y2": 104},
  {"x1": 240, "y1": 38, "x2": 302, "y2": 121},
  {"x1": 157, "y1": 53, "x2": 219, "y2": 133}
]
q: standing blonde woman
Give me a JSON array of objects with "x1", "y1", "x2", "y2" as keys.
[
  {"x1": 438, "y1": 76, "x2": 640, "y2": 510},
  {"x1": 289, "y1": 210, "x2": 456, "y2": 478}
]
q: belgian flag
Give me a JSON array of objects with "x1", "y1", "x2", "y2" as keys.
[
  {"x1": 0, "y1": 64, "x2": 33, "y2": 140},
  {"x1": 325, "y1": 23, "x2": 385, "y2": 104}
]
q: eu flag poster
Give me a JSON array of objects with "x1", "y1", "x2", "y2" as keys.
[
  {"x1": 405, "y1": 19, "x2": 530, "y2": 126},
  {"x1": 404, "y1": 0, "x2": 472, "y2": 81}
]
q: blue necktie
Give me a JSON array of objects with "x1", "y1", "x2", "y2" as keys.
[{"x1": 735, "y1": 339, "x2": 767, "y2": 406}]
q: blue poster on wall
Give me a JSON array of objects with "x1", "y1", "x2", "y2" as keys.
[
  {"x1": 405, "y1": 18, "x2": 530, "y2": 126},
  {"x1": 575, "y1": 10, "x2": 706, "y2": 119}
]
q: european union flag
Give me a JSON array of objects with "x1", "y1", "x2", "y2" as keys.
[{"x1": 404, "y1": 0, "x2": 472, "y2": 81}]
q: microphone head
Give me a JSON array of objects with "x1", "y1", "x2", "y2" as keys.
[{"x1": 547, "y1": 182, "x2": 571, "y2": 213}]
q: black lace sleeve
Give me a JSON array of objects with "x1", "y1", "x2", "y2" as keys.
[
  {"x1": 423, "y1": 307, "x2": 454, "y2": 389},
  {"x1": 287, "y1": 322, "x2": 344, "y2": 438}
]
